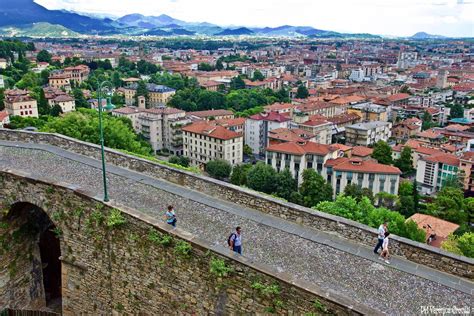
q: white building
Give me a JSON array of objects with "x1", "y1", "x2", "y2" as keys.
[
  {"x1": 245, "y1": 111, "x2": 291, "y2": 155},
  {"x1": 416, "y1": 153, "x2": 460, "y2": 195},
  {"x1": 325, "y1": 157, "x2": 401, "y2": 197},
  {"x1": 345, "y1": 121, "x2": 392, "y2": 146},
  {"x1": 349, "y1": 69, "x2": 366, "y2": 82},
  {"x1": 182, "y1": 121, "x2": 243, "y2": 167},
  {"x1": 49, "y1": 94, "x2": 76, "y2": 113}
]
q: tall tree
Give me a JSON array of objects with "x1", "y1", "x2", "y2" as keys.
[
  {"x1": 0, "y1": 89, "x2": 4, "y2": 111},
  {"x1": 37, "y1": 88, "x2": 50, "y2": 115},
  {"x1": 299, "y1": 169, "x2": 333, "y2": 207},
  {"x1": 252, "y1": 70, "x2": 265, "y2": 81},
  {"x1": 247, "y1": 162, "x2": 277, "y2": 194},
  {"x1": 421, "y1": 111, "x2": 434, "y2": 131},
  {"x1": 295, "y1": 85, "x2": 309, "y2": 99},
  {"x1": 371, "y1": 140, "x2": 393, "y2": 165},
  {"x1": 230, "y1": 76, "x2": 246, "y2": 90},
  {"x1": 215, "y1": 59, "x2": 224, "y2": 71},
  {"x1": 394, "y1": 146, "x2": 414, "y2": 174},
  {"x1": 36, "y1": 50, "x2": 52, "y2": 63},
  {"x1": 449, "y1": 103, "x2": 464, "y2": 119},
  {"x1": 274, "y1": 168, "x2": 298, "y2": 201},
  {"x1": 135, "y1": 80, "x2": 149, "y2": 108},
  {"x1": 205, "y1": 159, "x2": 232, "y2": 180}
]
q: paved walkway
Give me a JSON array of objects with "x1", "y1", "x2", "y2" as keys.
[{"x1": 0, "y1": 141, "x2": 472, "y2": 315}]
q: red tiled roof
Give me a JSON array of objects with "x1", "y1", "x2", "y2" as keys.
[
  {"x1": 188, "y1": 109, "x2": 233, "y2": 118},
  {"x1": 214, "y1": 117, "x2": 246, "y2": 127},
  {"x1": 264, "y1": 103, "x2": 295, "y2": 111},
  {"x1": 408, "y1": 213, "x2": 459, "y2": 247},
  {"x1": 352, "y1": 146, "x2": 373, "y2": 157},
  {"x1": 386, "y1": 93, "x2": 411, "y2": 102},
  {"x1": 144, "y1": 107, "x2": 185, "y2": 115},
  {"x1": 330, "y1": 159, "x2": 401, "y2": 174},
  {"x1": 0, "y1": 110, "x2": 9, "y2": 122},
  {"x1": 423, "y1": 153, "x2": 460, "y2": 166},
  {"x1": 268, "y1": 128, "x2": 314, "y2": 142},
  {"x1": 249, "y1": 111, "x2": 291, "y2": 122},
  {"x1": 327, "y1": 113, "x2": 361, "y2": 124},
  {"x1": 417, "y1": 129, "x2": 443, "y2": 139},
  {"x1": 266, "y1": 141, "x2": 336, "y2": 156},
  {"x1": 113, "y1": 107, "x2": 143, "y2": 114},
  {"x1": 182, "y1": 121, "x2": 242, "y2": 140}
]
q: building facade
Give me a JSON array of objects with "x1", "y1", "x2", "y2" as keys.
[
  {"x1": 345, "y1": 121, "x2": 392, "y2": 146},
  {"x1": 182, "y1": 121, "x2": 243, "y2": 166},
  {"x1": 416, "y1": 153, "x2": 460, "y2": 195},
  {"x1": 4, "y1": 89, "x2": 38, "y2": 118},
  {"x1": 245, "y1": 112, "x2": 291, "y2": 155}
]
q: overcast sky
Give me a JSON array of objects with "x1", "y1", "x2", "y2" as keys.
[{"x1": 35, "y1": 0, "x2": 474, "y2": 37}]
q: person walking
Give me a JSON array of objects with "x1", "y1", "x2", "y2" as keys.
[
  {"x1": 378, "y1": 232, "x2": 391, "y2": 264},
  {"x1": 165, "y1": 205, "x2": 177, "y2": 228},
  {"x1": 228, "y1": 226, "x2": 242, "y2": 255},
  {"x1": 373, "y1": 221, "x2": 387, "y2": 254}
]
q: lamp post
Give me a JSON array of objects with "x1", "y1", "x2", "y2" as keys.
[{"x1": 97, "y1": 81, "x2": 115, "y2": 202}]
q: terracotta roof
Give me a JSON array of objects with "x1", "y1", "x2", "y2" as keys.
[
  {"x1": 352, "y1": 146, "x2": 373, "y2": 157},
  {"x1": 331, "y1": 143, "x2": 352, "y2": 152},
  {"x1": 264, "y1": 103, "x2": 295, "y2": 111},
  {"x1": 144, "y1": 107, "x2": 185, "y2": 115},
  {"x1": 330, "y1": 158, "x2": 401, "y2": 174},
  {"x1": 249, "y1": 111, "x2": 291, "y2": 122},
  {"x1": 327, "y1": 113, "x2": 361, "y2": 125},
  {"x1": 417, "y1": 129, "x2": 443, "y2": 139},
  {"x1": 113, "y1": 107, "x2": 143, "y2": 115},
  {"x1": 0, "y1": 110, "x2": 9, "y2": 122},
  {"x1": 461, "y1": 151, "x2": 474, "y2": 162},
  {"x1": 214, "y1": 117, "x2": 246, "y2": 127},
  {"x1": 386, "y1": 93, "x2": 411, "y2": 102},
  {"x1": 330, "y1": 95, "x2": 366, "y2": 105},
  {"x1": 268, "y1": 128, "x2": 314, "y2": 142},
  {"x1": 266, "y1": 141, "x2": 336, "y2": 156},
  {"x1": 188, "y1": 109, "x2": 233, "y2": 118},
  {"x1": 423, "y1": 153, "x2": 460, "y2": 166},
  {"x1": 53, "y1": 95, "x2": 74, "y2": 102},
  {"x1": 445, "y1": 124, "x2": 470, "y2": 132},
  {"x1": 182, "y1": 121, "x2": 242, "y2": 140},
  {"x1": 407, "y1": 214, "x2": 459, "y2": 248}
]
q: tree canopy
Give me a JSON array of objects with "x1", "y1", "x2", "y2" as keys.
[
  {"x1": 299, "y1": 169, "x2": 333, "y2": 207},
  {"x1": 371, "y1": 140, "x2": 393, "y2": 165},
  {"x1": 206, "y1": 159, "x2": 232, "y2": 180}
]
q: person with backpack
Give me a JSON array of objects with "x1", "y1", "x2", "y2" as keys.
[
  {"x1": 228, "y1": 226, "x2": 242, "y2": 255},
  {"x1": 165, "y1": 205, "x2": 177, "y2": 228},
  {"x1": 373, "y1": 221, "x2": 388, "y2": 254}
]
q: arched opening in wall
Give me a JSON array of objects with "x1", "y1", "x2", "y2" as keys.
[{"x1": 4, "y1": 202, "x2": 62, "y2": 312}]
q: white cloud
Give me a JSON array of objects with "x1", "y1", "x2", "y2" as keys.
[{"x1": 34, "y1": 0, "x2": 474, "y2": 37}]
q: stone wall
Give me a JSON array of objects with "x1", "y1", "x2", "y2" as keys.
[
  {"x1": 0, "y1": 169, "x2": 374, "y2": 315},
  {"x1": 0, "y1": 129, "x2": 472, "y2": 281}
]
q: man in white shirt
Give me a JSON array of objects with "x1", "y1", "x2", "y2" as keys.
[{"x1": 373, "y1": 221, "x2": 387, "y2": 254}]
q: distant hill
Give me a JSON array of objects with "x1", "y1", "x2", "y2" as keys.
[
  {"x1": 411, "y1": 32, "x2": 447, "y2": 39},
  {"x1": 0, "y1": 1, "x2": 389, "y2": 38},
  {"x1": 216, "y1": 27, "x2": 254, "y2": 36},
  {"x1": 0, "y1": 0, "x2": 116, "y2": 34},
  {"x1": 0, "y1": 22, "x2": 80, "y2": 38}
]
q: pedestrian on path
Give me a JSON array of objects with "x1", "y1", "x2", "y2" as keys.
[
  {"x1": 378, "y1": 232, "x2": 391, "y2": 264},
  {"x1": 165, "y1": 205, "x2": 177, "y2": 228},
  {"x1": 228, "y1": 226, "x2": 242, "y2": 255},
  {"x1": 373, "y1": 221, "x2": 388, "y2": 254}
]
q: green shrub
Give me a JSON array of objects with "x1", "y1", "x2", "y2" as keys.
[
  {"x1": 174, "y1": 240, "x2": 192, "y2": 257},
  {"x1": 107, "y1": 209, "x2": 126, "y2": 228},
  {"x1": 209, "y1": 257, "x2": 233, "y2": 277}
]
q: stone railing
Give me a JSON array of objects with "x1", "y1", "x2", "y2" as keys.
[{"x1": 0, "y1": 129, "x2": 473, "y2": 280}]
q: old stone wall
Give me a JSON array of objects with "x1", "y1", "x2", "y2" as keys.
[
  {"x1": 0, "y1": 129, "x2": 472, "y2": 280},
  {"x1": 0, "y1": 170, "x2": 374, "y2": 315}
]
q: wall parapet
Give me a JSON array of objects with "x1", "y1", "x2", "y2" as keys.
[
  {"x1": 0, "y1": 168, "x2": 375, "y2": 315},
  {"x1": 0, "y1": 129, "x2": 472, "y2": 280}
]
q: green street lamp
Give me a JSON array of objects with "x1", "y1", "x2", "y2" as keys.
[{"x1": 97, "y1": 81, "x2": 115, "y2": 202}]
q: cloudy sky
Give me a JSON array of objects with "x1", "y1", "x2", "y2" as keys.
[{"x1": 35, "y1": 0, "x2": 474, "y2": 37}]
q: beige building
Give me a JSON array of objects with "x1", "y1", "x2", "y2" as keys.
[
  {"x1": 50, "y1": 94, "x2": 76, "y2": 113},
  {"x1": 345, "y1": 121, "x2": 392, "y2": 146},
  {"x1": 64, "y1": 65, "x2": 90, "y2": 84},
  {"x1": 292, "y1": 113, "x2": 333, "y2": 145},
  {"x1": 49, "y1": 73, "x2": 71, "y2": 91},
  {"x1": 182, "y1": 121, "x2": 243, "y2": 167},
  {"x1": 187, "y1": 109, "x2": 234, "y2": 121},
  {"x1": 4, "y1": 89, "x2": 38, "y2": 118},
  {"x1": 123, "y1": 83, "x2": 176, "y2": 107}
]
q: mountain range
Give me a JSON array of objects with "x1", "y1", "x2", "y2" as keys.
[{"x1": 0, "y1": 0, "x2": 448, "y2": 39}]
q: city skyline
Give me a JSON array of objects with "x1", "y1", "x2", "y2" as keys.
[{"x1": 35, "y1": 0, "x2": 474, "y2": 37}]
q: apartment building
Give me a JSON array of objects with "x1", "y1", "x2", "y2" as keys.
[
  {"x1": 63, "y1": 65, "x2": 90, "y2": 84},
  {"x1": 392, "y1": 117, "x2": 422, "y2": 141},
  {"x1": 265, "y1": 140, "x2": 341, "y2": 184},
  {"x1": 113, "y1": 106, "x2": 189, "y2": 155},
  {"x1": 325, "y1": 157, "x2": 401, "y2": 197},
  {"x1": 48, "y1": 73, "x2": 71, "y2": 91},
  {"x1": 416, "y1": 153, "x2": 460, "y2": 195},
  {"x1": 345, "y1": 121, "x2": 392, "y2": 146},
  {"x1": 348, "y1": 103, "x2": 388, "y2": 122},
  {"x1": 182, "y1": 121, "x2": 243, "y2": 166},
  {"x1": 291, "y1": 113, "x2": 333, "y2": 145},
  {"x1": 123, "y1": 83, "x2": 176, "y2": 107},
  {"x1": 4, "y1": 89, "x2": 38, "y2": 118},
  {"x1": 245, "y1": 111, "x2": 291, "y2": 155},
  {"x1": 43, "y1": 87, "x2": 76, "y2": 113}
]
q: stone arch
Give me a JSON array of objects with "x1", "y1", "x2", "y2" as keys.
[{"x1": 0, "y1": 201, "x2": 62, "y2": 313}]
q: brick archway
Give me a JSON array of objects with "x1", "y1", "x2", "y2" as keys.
[{"x1": 1, "y1": 202, "x2": 62, "y2": 313}]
